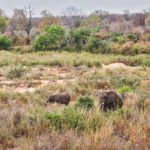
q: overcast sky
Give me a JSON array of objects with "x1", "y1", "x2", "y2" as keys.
[{"x1": 1, "y1": 0, "x2": 150, "y2": 16}]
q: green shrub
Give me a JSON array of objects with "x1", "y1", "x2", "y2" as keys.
[
  {"x1": 7, "y1": 68, "x2": 25, "y2": 79},
  {"x1": 63, "y1": 107, "x2": 86, "y2": 131},
  {"x1": 74, "y1": 96, "x2": 95, "y2": 110},
  {"x1": 110, "y1": 32, "x2": 126, "y2": 44},
  {"x1": 0, "y1": 35, "x2": 11, "y2": 50},
  {"x1": 44, "y1": 107, "x2": 86, "y2": 131},
  {"x1": 88, "y1": 38, "x2": 110, "y2": 53},
  {"x1": 116, "y1": 36, "x2": 126, "y2": 44},
  {"x1": 44, "y1": 112, "x2": 64, "y2": 130},
  {"x1": 115, "y1": 76, "x2": 141, "y2": 88},
  {"x1": 33, "y1": 26, "x2": 65, "y2": 51},
  {"x1": 88, "y1": 37, "x2": 101, "y2": 53},
  {"x1": 69, "y1": 28, "x2": 91, "y2": 51},
  {"x1": 117, "y1": 85, "x2": 135, "y2": 94},
  {"x1": 127, "y1": 33, "x2": 140, "y2": 42}
]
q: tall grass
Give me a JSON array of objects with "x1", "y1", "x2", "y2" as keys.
[
  {"x1": 0, "y1": 50, "x2": 149, "y2": 149},
  {"x1": 0, "y1": 51, "x2": 149, "y2": 67}
]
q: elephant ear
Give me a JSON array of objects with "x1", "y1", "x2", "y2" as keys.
[
  {"x1": 103, "y1": 93, "x2": 109, "y2": 99},
  {"x1": 122, "y1": 93, "x2": 127, "y2": 99}
]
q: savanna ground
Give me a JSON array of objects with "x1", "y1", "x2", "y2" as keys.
[{"x1": 0, "y1": 50, "x2": 150, "y2": 150}]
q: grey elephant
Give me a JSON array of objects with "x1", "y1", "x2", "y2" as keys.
[
  {"x1": 98, "y1": 90, "x2": 125, "y2": 111},
  {"x1": 46, "y1": 92, "x2": 70, "y2": 105}
]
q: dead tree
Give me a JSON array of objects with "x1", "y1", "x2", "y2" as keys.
[{"x1": 11, "y1": 5, "x2": 34, "y2": 45}]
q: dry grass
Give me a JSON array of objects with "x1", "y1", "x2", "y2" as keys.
[
  {"x1": 0, "y1": 51, "x2": 149, "y2": 149},
  {"x1": 0, "y1": 51, "x2": 149, "y2": 67}
]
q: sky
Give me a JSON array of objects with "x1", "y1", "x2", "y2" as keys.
[{"x1": 0, "y1": 0, "x2": 150, "y2": 17}]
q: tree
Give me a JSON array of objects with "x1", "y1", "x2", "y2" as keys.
[
  {"x1": 145, "y1": 16, "x2": 150, "y2": 27},
  {"x1": 0, "y1": 8, "x2": 4, "y2": 16},
  {"x1": 9, "y1": 16, "x2": 17, "y2": 37},
  {"x1": 62, "y1": 6, "x2": 83, "y2": 29},
  {"x1": 82, "y1": 14, "x2": 101, "y2": 30},
  {"x1": 133, "y1": 13, "x2": 146, "y2": 27},
  {"x1": 123, "y1": 10, "x2": 130, "y2": 21},
  {"x1": 0, "y1": 16, "x2": 8, "y2": 34},
  {"x1": 70, "y1": 28, "x2": 91, "y2": 50},
  {"x1": 39, "y1": 10, "x2": 61, "y2": 30},
  {"x1": 0, "y1": 9, "x2": 8, "y2": 34},
  {"x1": 145, "y1": 15, "x2": 150, "y2": 32},
  {"x1": 33, "y1": 26, "x2": 65, "y2": 50},
  {"x1": 91, "y1": 10, "x2": 109, "y2": 19},
  {"x1": 11, "y1": 6, "x2": 34, "y2": 45}
]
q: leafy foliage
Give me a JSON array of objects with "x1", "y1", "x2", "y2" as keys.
[
  {"x1": 127, "y1": 33, "x2": 140, "y2": 42},
  {"x1": 0, "y1": 16, "x2": 8, "y2": 33},
  {"x1": 44, "y1": 107, "x2": 86, "y2": 131},
  {"x1": 69, "y1": 28, "x2": 91, "y2": 50},
  {"x1": 88, "y1": 37, "x2": 110, "y2": 53},
  {"x1": 117, "y1": 85, "x2": 135, "y2": 94},
  {"x1": 114, "y1": 76, "x2": 141, "y2": 89},
  {"x1": 110, "y1": 33, "x2": 126, "y2": 44},
  {"x1": 33, "y1": 26, "x2": 65, "y2": 50},
  {"x1": 0, "y1": 35, "x2": 11, "y2": 50},
  {"x1": 74, "y1": 96, "x2": 94, "y2": 110}
]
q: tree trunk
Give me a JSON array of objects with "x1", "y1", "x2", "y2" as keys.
[{"x1": 25, "y1": 37, "x2": 30, "y2": 45}]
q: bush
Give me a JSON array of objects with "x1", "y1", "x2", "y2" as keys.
[
  {"x1": 7, "y1": 68, "x2": 25, "y2": 79},
  {"x1": 44, "y1": 112, "x2": 64, "y2": 130},
  {"x1": 63, "y1": 107, "x2": 86, "y2": 131},
  {"x1": 131, "y1": 43, "x2": 150, "y2": 54},
  {"x1": 127, "y1": 33, "x2": 140, "y2": 42},
  {"x1": 116, "y1": 36, "x2": 126, "y2": 44},
  {"x1": 88, "y1": 37, "x2": 100, "y2": 52},
  {"x1": 88, "y1": 38, "x2": 110, "y2": 53},
  {"x1": 119, "y1": 42, "x2": 133, "y2": 55},
  {"x1": 117, "y1": 85, "x2": 135, "y2": 94},
  {"x1": 110, "y1": 32, "x2": 126, "y2": 44},
  {"x1": 115, "y1": 76, "x2": 141, "y2": 88},
  {"x1": 74, "y1": 96, "x2": 94, "y2": 110},
  {"x1": 33, "y1": 26, "x2": 65, "y2": 51},
  {"x1": 108, "y1": 43, "x2": 120, "y2": 54},
  {"x1": 0, "y1": 35, "x2": 11, "y2": 50},
  {"x1": 44, "y1": 107, "x2": 86, "y2": 131},
  {"x1": 69, "y1": 28, "x2": 91, "y2": 51}
]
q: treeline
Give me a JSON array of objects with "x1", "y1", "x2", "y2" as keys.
[{"x1": 0, "y1": 6, "x2": 150, "y2": 55}]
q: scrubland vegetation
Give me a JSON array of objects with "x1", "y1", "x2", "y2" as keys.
[
  {"x1": 0, "y1": 50, "x2": 149, "y2": 149},
  {"x1": 0, "y1": 5, "x2": 150, "y2": 150}
]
